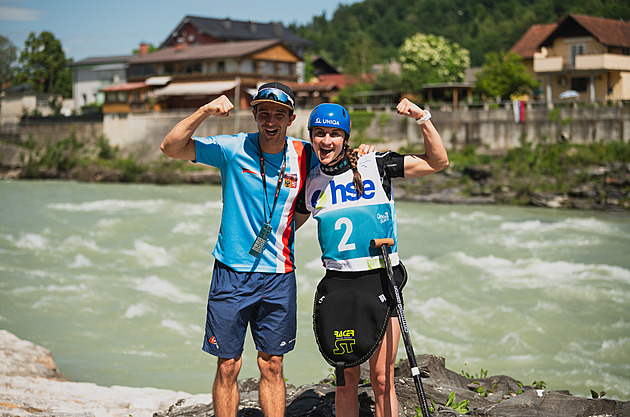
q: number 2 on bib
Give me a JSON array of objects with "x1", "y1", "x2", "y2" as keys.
[{"x1": 335, "y1": 217, "x2": 356, "y2": 251}]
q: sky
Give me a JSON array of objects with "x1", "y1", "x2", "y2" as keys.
[{"x1": 0, "y1": 0, "x2": 360, "y2": 61}]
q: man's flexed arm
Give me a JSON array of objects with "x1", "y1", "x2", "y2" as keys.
[{"x1": 160, "y1": 95, "x2": 234, "y2": 160}]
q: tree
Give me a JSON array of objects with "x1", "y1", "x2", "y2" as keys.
[
  {"x1": 132, "y1": 43, "x2": 158, "y2": 55},
  {"x1": 343, "y1": 29, "x2": 379, "y2": 76},
  {"x1": 0, "y1": 35, "x2": 17, "y2": 90},
  {"x1": 474, "y1": 51, "x2": 540, "y2": 100},
  {"x1": 13, "y1": 31, "x2": 72, "y2": 98},
  {"x1": 398, "y1": 33, "x2": 470, "y2": 95}
]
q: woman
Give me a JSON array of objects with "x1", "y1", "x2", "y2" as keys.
[{"x1": 301, "y1": 99, "x2": 448, "y2": 417}]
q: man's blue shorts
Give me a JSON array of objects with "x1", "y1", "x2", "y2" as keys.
[{"x1": 202, "y1": 260, "x2": 297, "y2": 359}]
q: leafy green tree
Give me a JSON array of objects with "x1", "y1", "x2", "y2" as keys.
[
  {"x1": 13, "y1": 31, "x2": 72, "y2": 97},
  {"x1": 343, "y1": 29, "x2": 379, "y2": 76},
  {"x1": 335, "y1": 80, "x2": 372, "y2": 106},
  {"x1": 0, "y1": 35, "x2": 17, "y2": 90},
  {"x1": 398, "y1": 33, "x2": 470, "y2": 95},
  {"x1": 474, "y1": 51, "x2": 540, "y2": 100},
  {"x1": 370, "y1": 67, "x2": 402, "y2": 92}
]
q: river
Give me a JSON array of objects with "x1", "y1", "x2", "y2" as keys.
[{"x1": 0, "y1": 180, "x2": 628, "y2": 400}]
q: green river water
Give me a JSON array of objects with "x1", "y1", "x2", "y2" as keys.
[{"x1": 0, "y1": 180, "x2": 628, "y2": 400}]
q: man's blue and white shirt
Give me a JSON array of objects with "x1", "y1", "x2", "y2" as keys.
[{"x1": 194, "y1": 132, "x2": 314, "y2": 273}]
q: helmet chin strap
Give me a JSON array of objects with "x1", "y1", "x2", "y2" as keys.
[
  {"x1": 323, "y1": 142, "x2": 347, "y2": 167},
  {"x1": 320, "y1": 141, "x2": 350, "y2": 175}
]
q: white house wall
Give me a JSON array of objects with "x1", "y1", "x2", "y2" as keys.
[{"x1": 73, "y1": 66, "x2": 127, "y2": 110}]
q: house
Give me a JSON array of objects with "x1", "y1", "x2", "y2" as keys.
[
  {"x1": 101, "y1": 16, "x2": 312, "y2": 114},
  {"x1": 101, "y1": 82, "x2": 152, "y2": 114},
  {"x1": 510, "y1": 14, "x2": 630, "y2": 103},
  {"x1": 69, "y1": 55, "x2": 134, "y2": 111},
  {"x1": 160, "y1": 15, "x2": 312, "y2": 59},
  {"x1": 289, "y1": 56, "x2": 342, "y2": 107},
  {"x1": 116, "y1": 39, "x2": 301, "y2": 113}
]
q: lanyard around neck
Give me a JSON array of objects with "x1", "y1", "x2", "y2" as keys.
[{"x1": 259, "y1": 140, "x2": 287, "y2": 224}]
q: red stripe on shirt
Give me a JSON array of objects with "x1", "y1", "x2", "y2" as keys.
[{"x1": 281, "y1": 140, "x2": 308, "y2": 273}]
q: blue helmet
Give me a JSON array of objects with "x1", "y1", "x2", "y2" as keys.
[{"x1": 307, "y1": 103, "x2": 351, "y2": 137}]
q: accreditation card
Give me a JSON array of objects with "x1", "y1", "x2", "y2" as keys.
[{"x1": 249, "y1": 222, "x2": 272, "y2": 258}]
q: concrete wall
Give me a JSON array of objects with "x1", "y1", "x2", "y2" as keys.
[
  {"x1": 102, "y1": 111, "x2": 260, "y2": 147},
  {"x1": 18, "y1": 115, "x2": 103, "y2": 144},
  {"x1": 399, "y1": 103, "x2": 629, "y2": 151},
  {"x1": 1, "y1": 94, "x2": 74, "y2": 127},
  {"x1": 8, "y1": 104, "x2": 629, "y2": 155}
]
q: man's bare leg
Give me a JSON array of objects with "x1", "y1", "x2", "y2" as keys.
[
  {"x1": 257, "y1": 352, "x2": 285, "y2": 417},
  {"x1": 213, "y1": 356, "x2": 242, "y2": 417}
]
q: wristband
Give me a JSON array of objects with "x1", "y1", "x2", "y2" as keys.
[{"x1": 415, "y1": 111, "x2": 431, "y2": 125}]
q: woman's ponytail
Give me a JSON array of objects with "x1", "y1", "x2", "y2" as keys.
[{"x1": 346, "y1": 145, "x2": 364, "y2": 197}]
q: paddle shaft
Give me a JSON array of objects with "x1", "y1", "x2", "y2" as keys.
[{"x1": 370, "y1": 238, "x2": 431, "y2": 417}]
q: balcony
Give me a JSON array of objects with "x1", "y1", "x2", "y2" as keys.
[
  {"x1": 575, "y1": 53, "x2": 630, "y2": 71},
  {"x1": 533, "y1": 55, "x2": 563, "y2": 73}
]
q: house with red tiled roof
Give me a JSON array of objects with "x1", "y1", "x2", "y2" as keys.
[
  {"x1": 510, "y1": 14, "x2": 630, "y2": 102},
  {"x1": 289, "y1": 74, "x2": 361, "y2": 107},
  {"x1": 510, "y1": 23, "x2": 557, "y2": 73},
  {"x1": 160, "y1": 15, "x2": 312, "y2": 59},
  {"x1": 100, "y1": 16, "x2": 310, "y2": 114},
  {"x1": 120, "y1": 39, "x2": 300, "y2": 113}
]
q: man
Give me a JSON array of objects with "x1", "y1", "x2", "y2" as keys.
[{"x1": 160, "y1": 82, "x2": 314, "y2": 417}]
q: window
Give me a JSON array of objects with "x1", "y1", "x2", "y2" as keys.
[
  {"x1": 569, "y1": 44, "x2": 585, "y2": 68},
  {"x1": 158, "y1": 64, "x2": 174, "y2": 75},
  {"x1": 570, "y1": 77, "x2": 588, "y2": 93},
  {"x1": 130, "y1": 64, "x2": 155, "y2": 77},
  {"x1": 106, "y1": 92, "x2": 127, "y2": 103},
  {"x1": 217, "y1": 61, "x2": 225, "y2": 73},
  {"x1": 259, "y1": 61, "x2": 274, "y2": 75},
  {"x1": 180, "y1": 61, "x2": 202, "y2": 74}
]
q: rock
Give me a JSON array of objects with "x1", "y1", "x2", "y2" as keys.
[
  {"x1": 0, "y1": 143, "x2": 30, "y2": 169},
  {"x1": 0, "y1": 330, "x2": 210, "y2": 417},
  {"x1": 0, "y1": 375, "x2": 210, "y2": 417},
  {"x1": 469, "y1": 389, "x2": 630, "y2": 417},
  {"x1": 569, "y1": 184, "x2": 600, "y2": 199},
  {"x1": 530, "y1": 191, "x2": 568, "y2": 208},
  {"x1": 462, "y1": 165, "x2": 493, "y2": 182},
  {"x1": 0, "y1": 330, "x2": 61, "y2": 379},
  {"x1": 1, "y1": 330, "x2": 628, "y2": 417}
]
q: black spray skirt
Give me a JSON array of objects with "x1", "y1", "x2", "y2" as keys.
[{"x1": 313, "y1": 262, "x2": 407, "y2": 385}]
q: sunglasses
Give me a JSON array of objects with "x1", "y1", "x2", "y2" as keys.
[{"x1": 253, "y1": 87, "x2": 295, "y2": 109}]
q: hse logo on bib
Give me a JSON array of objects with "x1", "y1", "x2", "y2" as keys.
[{"x1": 311, "y1": 178, "x2": 376, "y2": 207}]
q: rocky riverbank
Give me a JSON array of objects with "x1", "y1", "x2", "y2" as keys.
[
  {"x1": 1, "y1": 138, "x2": 629, "y2": 211},
  {"x1": 1, "y1": 330, "x2": 627, "y2": 417},
  {"x1": 391, "y1": 161, "x2": 630, "y2": 211}
]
